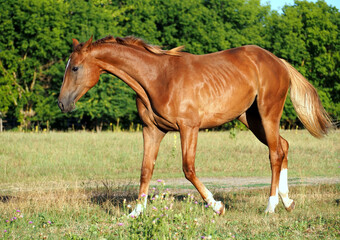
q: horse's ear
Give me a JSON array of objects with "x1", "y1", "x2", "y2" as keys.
[
  {"x1": 83, "y1": 35, "x2": 93, "y2": 50},
  {"x1": 72, "y1": 38, "x2": 79, "y2": 50}
]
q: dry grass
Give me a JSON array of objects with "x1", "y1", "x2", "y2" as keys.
[
  {"x1": 0, "y1": 130, "x2": 338, "y2": 239},
  {"x1": 0, "y1": 182, "x2": 339, "y2": 239}
]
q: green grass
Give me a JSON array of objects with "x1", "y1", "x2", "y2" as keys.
[
  {"x1": 0, "y1": 130, "x2": 339, "y2": 184},
  {"x1": 0, "y1": 130, "x2": 339, "y2": 239}
]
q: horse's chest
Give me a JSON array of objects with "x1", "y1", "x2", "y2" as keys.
[{"x1": 141, "y1": 104, "x2": 179, "y2": 131}]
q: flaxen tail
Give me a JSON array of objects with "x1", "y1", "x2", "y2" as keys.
[{"x1": 280, "y1": 59, "x2": 332, "y2": 138}]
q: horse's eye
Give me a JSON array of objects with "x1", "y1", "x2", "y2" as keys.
[{"x1": 72, "y1": 67, "x2": 78, "y2": 72}]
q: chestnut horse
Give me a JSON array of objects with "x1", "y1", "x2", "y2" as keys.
[{"x1": 58, "y1": 36, "x2": 331, "y2": 216}]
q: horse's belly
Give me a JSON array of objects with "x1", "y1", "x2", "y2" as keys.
[
  {"x1": 199, "y1": 111, "x2": 240, "y2": 129},
  {"x1": 199, "y1": 93, "x2": 256, "y2": 129}
]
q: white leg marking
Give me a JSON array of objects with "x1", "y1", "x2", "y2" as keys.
[
  {"x1": 129, "y1": 194, "x2": 148, "y2": 218},
  {"x1": 279, "y1": 168, "x2": 294, "y2": 208},
  {"x1": 265, "y1": 188, "x2": 279, "y2": 213},
  {"x1": 204, "y1": 189, "x2": 224, "y2": 214}
]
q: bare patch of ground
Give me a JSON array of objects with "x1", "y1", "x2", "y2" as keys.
[
  {"x1": 161, "y1": 176, "x2": 340, "y2": 194},
  {"x1": 1, "y1": 177, "x2": 339, "y2": 195}
]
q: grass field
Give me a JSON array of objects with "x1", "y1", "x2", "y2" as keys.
[
  {"x1": 0, "y1": 130, "x2": 339, "y2": 184},
  {"x1": 0, "y1": 130, "x2": 339, "y2": 239}
]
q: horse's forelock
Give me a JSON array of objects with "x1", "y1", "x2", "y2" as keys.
[{"x1": 74, "y1": 43, "x2": 85, "y2": 53}]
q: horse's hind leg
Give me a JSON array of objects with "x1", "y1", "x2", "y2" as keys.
[
  {"x1": 238, "y1": 103, "x2": 295, "y2": 212},
  {"x1": 278, "y1": 137, "x2": 295, "y2": 211}
]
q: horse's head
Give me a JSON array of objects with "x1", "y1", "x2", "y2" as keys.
[{"x1": 58, "y1": 36, "x2": 101, "y2": 112}]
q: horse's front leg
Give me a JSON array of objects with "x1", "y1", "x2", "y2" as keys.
[
  {"x1": 179, "y1": 124, "x2": 225, "y2": 215},
  {"x1": 129, "y1": 126, "x2": 166, "y2": 217}
]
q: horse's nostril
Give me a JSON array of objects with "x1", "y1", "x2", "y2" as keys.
[{"x1": 58, "y1": 100, "x2": 64, "y2": 111}]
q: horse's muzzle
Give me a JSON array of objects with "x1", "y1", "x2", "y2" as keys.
[{"x1": 58, "y1": 98, "x2": 75, "y2": 113}]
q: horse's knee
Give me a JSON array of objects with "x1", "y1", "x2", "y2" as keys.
[
  {"x1": 183, "y1": 166, "x2": 196, "y2": 180},
  {"x1": 140, "y1": 168, "x2": 152, "y2": 182}
]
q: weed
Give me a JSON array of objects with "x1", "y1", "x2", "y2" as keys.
[{"x1": 1, "y1": 182, "x2": 339, "y2": 239}]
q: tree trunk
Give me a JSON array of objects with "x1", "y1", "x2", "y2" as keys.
[{"x1": 96, "y1": 122, "x2": 103, "y2": 132}]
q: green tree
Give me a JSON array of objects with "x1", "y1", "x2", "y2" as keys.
[
  {"x1": 264, "y1": 0, "x2": 339, "y2": 123},
  {"x1": 0, "y1": 0, "x2": 338, "y2": 131},
  {"x1": 0, "y1": 0, "x2": 69, "y2": 129},
  {"x1": 0, "y1": 0, "x2": 132, "y2": 130},
  {"x1": 204, "y1": 0, "x2": 270, "y2": 48}
]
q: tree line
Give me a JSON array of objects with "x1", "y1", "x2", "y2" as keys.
[{"x1": 0, "y1": 0, "x2": 339, "y2": 131}]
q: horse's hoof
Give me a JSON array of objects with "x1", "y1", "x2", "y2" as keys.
[
  {"x1": 218, "y1": 202, "x2": 225, "y2": 215},
  {"x1": 285, "y1": 200, "x2": 295, "y2": 212},
  {"x1": 214, "y1": 201, "x2": 225, "y2": 215},
  {"x1": 264, "y1": 204, "x2": 276, "y2": 214},
  {"x1": 129, "y1": 203, "x2": 144, "y2": 218},
  {"x1": 264, "y1": 209, "x2": 275, "y2": 214}
]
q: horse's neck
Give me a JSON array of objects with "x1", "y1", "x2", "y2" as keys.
[
  {"x1": 94, "y1": 44, "x2": 163, "y2": 109},
  {"x1": 97, "y1": 44, "x2": 161, "y2": 83}
]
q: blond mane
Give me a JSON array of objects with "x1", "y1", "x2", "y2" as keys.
[{"x1": 78, "y1": 35, "x2": 184, "y2": 56}]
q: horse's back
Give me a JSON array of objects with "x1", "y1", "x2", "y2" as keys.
[
  {"x1": 166, "y1": 46, "x2": 262, "y2": 128},
  {"x1": 153, "y1": 45, "x2": 290, "y2": 129}
]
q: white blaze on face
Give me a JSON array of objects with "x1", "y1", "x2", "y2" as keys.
[{"x1": 62, "y1": 58, "x2": 71, "y2": 86}]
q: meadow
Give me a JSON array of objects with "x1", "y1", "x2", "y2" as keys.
[{"x1": 0, "y1": 130, "x2": 339, "y2": 239}]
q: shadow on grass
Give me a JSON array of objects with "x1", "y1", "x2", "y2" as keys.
[
  {"x1": 87, "y1": 181, "x2": 138, "y2": 206},
  {"x1": 87, "y1": 180, "x2": 237, "y2": 214},
  {"x1": 0, "y1": 195, "x2": 15, "y2": 203}
]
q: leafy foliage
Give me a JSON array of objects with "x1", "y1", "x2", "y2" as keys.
[
  {"x1": 264, "y1": 0, "x2": 340, "y2": 120},
  {"x1": 0, "y1": 0, "x2": 338, "y2": 130}
]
